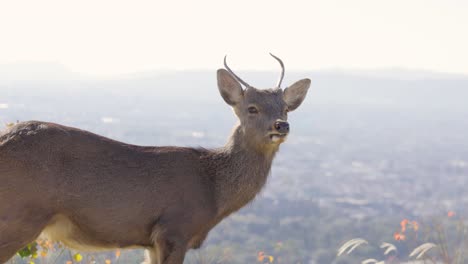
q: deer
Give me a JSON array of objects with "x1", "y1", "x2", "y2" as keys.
[{"x1": 0, "y1": 54, "x2": 310, "y2": 264}]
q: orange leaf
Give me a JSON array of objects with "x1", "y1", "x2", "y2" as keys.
[
  {"x1": 394, "y1": 232, "x2": 406, "y2": 241},
  {"x1": 257, "y1": 251, "x2": 265, "y2": 262},
  {"x1": 400, "y1": 219, "x2": 409, "y2": 232}
]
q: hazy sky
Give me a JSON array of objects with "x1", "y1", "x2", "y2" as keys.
[{"x1": 1, "y1": 0, "x2": 467, "y2": 76}]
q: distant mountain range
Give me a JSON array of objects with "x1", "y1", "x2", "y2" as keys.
[{"x1": 1, "y1": 62, "x2": 467, "y2": 82}]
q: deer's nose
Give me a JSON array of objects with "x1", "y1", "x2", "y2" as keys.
[{"x1": 274, "y1": 121, "x2": 290, "y2": 134}]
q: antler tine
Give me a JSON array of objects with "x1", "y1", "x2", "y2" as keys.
[
  {"x1": 269, "y1": 53, "x2": 285, "y2": 88},
  {"x1": 224, "y1": 55, "x2": 251, "y2": 88}
]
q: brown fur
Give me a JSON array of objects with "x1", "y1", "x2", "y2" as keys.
[{"x1": 0, "y1": 65, "x2": 310, "y2": 264}]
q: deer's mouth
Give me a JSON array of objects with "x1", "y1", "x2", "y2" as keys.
[{"x1": 269, "y1": 133, "x2": 288, "y2": 143}]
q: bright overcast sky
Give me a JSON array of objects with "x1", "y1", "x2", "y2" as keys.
[{"x1": 0, "y1": 0, "x2": 467, "y2": 76}]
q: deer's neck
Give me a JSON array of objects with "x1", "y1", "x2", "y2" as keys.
[{"x1": 206, "y1": 125, "x2": 279, "y2": 217}]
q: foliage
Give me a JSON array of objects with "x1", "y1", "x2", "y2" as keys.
[
  {"x1": 11, "y1": 240, "x2": 122, "y2": 264},
  {"x1": 16, "y1": 242, "x2": 38, "y2": 259},
  {"x1": 337, "y1": 211, "x2": 468, "y2": 264}
]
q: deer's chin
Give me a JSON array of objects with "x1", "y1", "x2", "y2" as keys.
[{"x1": 269, "y1": 134, "x2": 288, "y2": 144}]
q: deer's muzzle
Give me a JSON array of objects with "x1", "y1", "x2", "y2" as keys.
[{"x1": 274, "y1": 121, "x2": 290, "y2": 134}]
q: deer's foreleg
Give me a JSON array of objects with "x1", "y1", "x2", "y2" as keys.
[
  {"x1": 143, "y1": 239, "x2": 186, "y2": 264},
  {"x1": 157, "y1": 242, "x2": 185, "y2": 264},
  {"x1": 148, "y1": 225, "x2": 187, "y2": 264}
]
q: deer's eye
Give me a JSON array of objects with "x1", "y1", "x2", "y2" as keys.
[{"x1": 248, "y1": 106, "x2": 259, "y2": 114}]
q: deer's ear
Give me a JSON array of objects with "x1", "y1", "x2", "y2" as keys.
[
  {"x1": 217, "y1": 69, "x2": 243, "y2": 106},
  {"x1": 283, "y1": 79, "x2": 311, "y2": 111}
]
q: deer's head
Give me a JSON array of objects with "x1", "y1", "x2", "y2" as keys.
[{"x1": 217, "y1": 54, "x2": 310, "y2": 150}]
